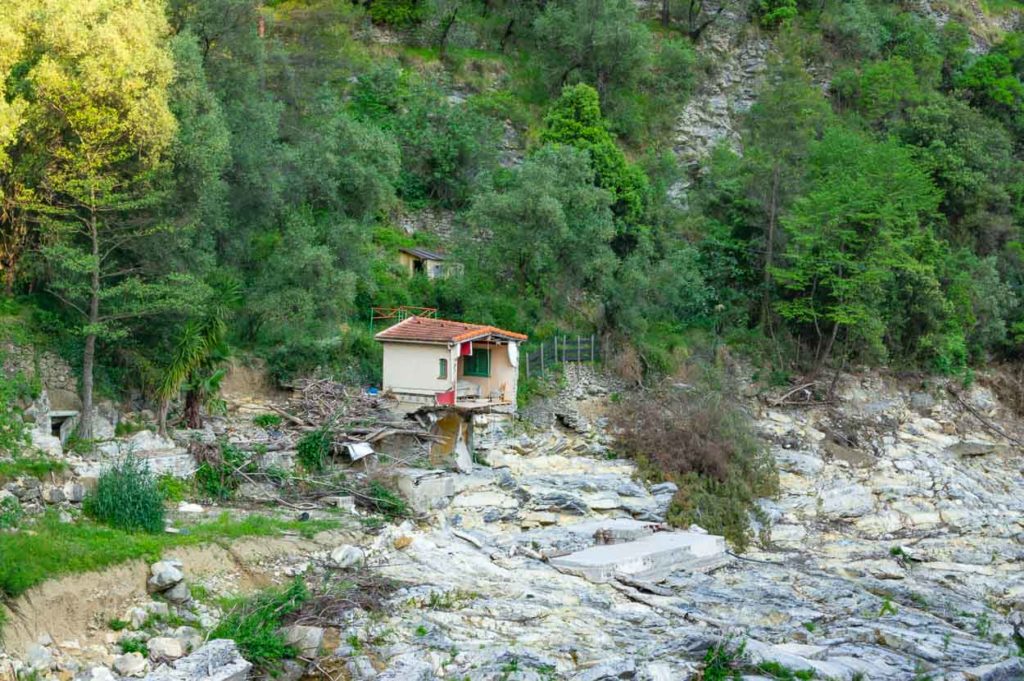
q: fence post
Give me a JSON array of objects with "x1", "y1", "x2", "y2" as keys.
[
  {"x1": 540, "y1": 341, "x2": 545, "y2": 373},
  {"x1": 590, "y1": 334, "x2": 595, "y2": 362},
  {"x1": 554, "y1": 336, "x2": 558, "y2": 365},
  {"x1": 526, "y1": 348, "x2": 530, "y2": 377}
]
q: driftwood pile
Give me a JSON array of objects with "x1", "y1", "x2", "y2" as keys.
[{"x1": 275, "y1": 378, "x2": 442, "y2": 446}]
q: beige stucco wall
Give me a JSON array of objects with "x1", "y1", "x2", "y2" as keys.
[
  {"x1": 381, "y1": 342, "x2": 457, "y2": 396},
  {"x1": 457, "y1": 341, "x2": 519, "y2": 402},
  {"x1": 397, "y1": 252, "x2": 445, "y2": 279}
]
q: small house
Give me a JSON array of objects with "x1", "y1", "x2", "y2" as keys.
[
  {"x1": 398, "y1": 247, "x2": 449, "y2": 279},
  {"x1": 375, "y1": 316, "x2": 527, "y2": 413}
]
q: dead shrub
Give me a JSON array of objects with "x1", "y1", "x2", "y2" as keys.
[{"x1": 610, "y1": 367, "x2": 778, "y2": 551}]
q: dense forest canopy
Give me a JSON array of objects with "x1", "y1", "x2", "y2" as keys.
[{"x1": 3, "y1": 0, "x2": 1024, "y2": 432}]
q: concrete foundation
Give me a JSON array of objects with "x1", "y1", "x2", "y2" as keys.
[{"x1": 394, "y1": 468, "x2": 456, "y2": 513}]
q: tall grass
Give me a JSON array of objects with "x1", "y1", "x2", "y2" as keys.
[
  {"x1": 211, "y1": 578, "x2": 309, "y2": 670},
  {"x1": 82, "y1": 456, "x2": 166, "y2": 533}
]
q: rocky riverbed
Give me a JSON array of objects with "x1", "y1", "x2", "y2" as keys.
[
  {"x1": 3, "y1": 371, "x2": 1023, "y2": 680},
  {"x1": 312, "y1": 375, "x2": 1023, "y2": 680}
]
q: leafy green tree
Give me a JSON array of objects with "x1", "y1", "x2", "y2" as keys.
[
  {"x1": 542, "y1": 84, "x2": 649, "y2": 249},
  {"x1": 898, "y1": 96, "x2": 1018, "y2": 250},
  {"x1": 773, "y1": 128, "x2": 942, "y2": 367},
  {"x1": 855, "y1": 57, "x2": 928, "y2": 127},
  {"x1": 294, "y1": 91, "x2": 400, "y2": 220},
  {"x1": 157, "y1": 276, "x2": 241, "y2": 434},
  {"x1": 248, "y1": 208, "x2": 364, "y2": 347},
  {"x1": 465, "y1": 145, "x2": 616, "y2": 316},
  {"x1": 162, "y1": 31, "x2": 232, "y2": 276},
  {"x1": 533, "y1": 0, "x2": 653, "y2": 97},
  {"x1": 6, "y1": 0, "x2": 186, "y2": 438},
  {"x1": 955, "y1": 53, "x2": 1024, "y2": 124},
  {"x1": 744, "y1": 54, "x2": 832, "y2": 327}
]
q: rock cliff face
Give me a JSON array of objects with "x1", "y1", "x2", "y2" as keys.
[{"x1": 673, "y1": 7, "x2": 771, "y2": 172}]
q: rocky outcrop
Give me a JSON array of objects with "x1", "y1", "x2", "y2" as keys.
[
  {"x1": 672, "y1": 4, "x2": 771, "y2": 178},
  {"x1": 144, "y1": 641, "x2": 251, "y2": 681}
]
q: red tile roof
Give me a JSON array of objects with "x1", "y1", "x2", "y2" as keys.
[{"x1": 374, "y1": 316, "x2": 527, "y2": 344}]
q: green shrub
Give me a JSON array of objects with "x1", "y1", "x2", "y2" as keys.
[
  {"x1": 0, "y1": 496, "x2": 22, "y2": 529},
  {"x1": 120, "y1": 636, "x2": 149, "y2": 656},
  {"x1": 368, "y1": 0, "x2": 426, "y2": 27},
  {"x1": 610, "y1": 368, "x2": 778, "y2": 551},
  {"x1": 252, "y1": 414, "x2": 283, "y2": 429},
  {"x1": 195, "y1": 442, "x2": 246, "y2": 500},
  {"x1": 83, "y1": 456, "x2": 166, "y2": 534},
  {"x1": 156, "y1": 473, "x2": 191, "y2": 503},
  {"x1": 296, "y1": 429, "x2": 332, "y2": 473},
  {"x1": 359, "y1": 480, "x2": 408, "y2": 520},
  {"x1": 757, "y1": 0, "x2": 797, "y2": 27},
  {"x1": 210, "y1": 578, "x2": 309, "y2": 670}
]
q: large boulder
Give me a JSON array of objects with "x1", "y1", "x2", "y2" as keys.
[
  {"x1": 144, "y1": 640, "x2": 252, "y2": 681},
  {"x1": 147, "y1": 560, "x2": 185, "y2": 593}
]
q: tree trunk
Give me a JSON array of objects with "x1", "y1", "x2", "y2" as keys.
[
  {"x1": 78, "y1": 202, "x2": 100, "y2": 440},
  {"x1": 761, "y1": 163, "x2": 781, "y2": 328},
  {"x1": 438, "y1": 9, "x2": 459, "y2": 61},
  {"x1": 157, "y1": 398, "x2": 170, "y2": 438},
  {"x1": 499, "y1": 18, "x2": 515, "y2": 51},
  {"x1": 661, "y1": 0, "x2": 670, "y2": 26},
  {"x1": 184, "y1": 390, "x2": 202, "y2": 429}
]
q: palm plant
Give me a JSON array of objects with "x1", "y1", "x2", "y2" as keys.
[{"x1": 156, "y1": 276, "x2": 241, "y2": 435}]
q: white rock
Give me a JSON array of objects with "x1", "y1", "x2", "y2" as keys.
[
  {"x1": 819, "y1": 483, "x2": 875, "y2": 519},
  {"x1": 86, "y1": 667, "x2": 118, "y2": 681},
  {"x1": 281, "y1": 625, "x2": 324, "y2": 657},
  {"x1": 177, "y1": 502, "x2": 204, "y2": 514},
  {"x1": 148, "y1": 637, "x2": 185, "y2": 661},
  {"x1": 330, "y1": 545, "x2": 365, "y2": 568},
  {"x1": 25, "y1": 644, "x2": 52, "y2": 671},
  {"x1": 148, "y1": 560, "x2": 184, "y2": 592},
  {"x1": 113, "y1": 652, "x2": 148, "y2": 677}
]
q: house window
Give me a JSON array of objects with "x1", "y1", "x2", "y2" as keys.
[
  {"x1": 439, "y1": 358, "x2": 448, "y2": 379},
  {"x1": 463, "y1": 348, "x2": 490, "y2": 377}
]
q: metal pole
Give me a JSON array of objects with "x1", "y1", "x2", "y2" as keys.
[{"x1": 590, "y1": 334, "x2": 595, "y2": 362}]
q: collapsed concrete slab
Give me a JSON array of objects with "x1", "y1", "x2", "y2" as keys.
[
  {"x1": 510, "y1": 518, "x2": 665, "y2": 557},
  {"x1": 394, "y1": 467, "x2": 455, "y2": 513},
  {"x1": 549, "y1": 531, "x2": 728, "y2": 583}
]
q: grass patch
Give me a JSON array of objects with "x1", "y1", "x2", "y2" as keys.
[
  {"x1": 610, "y1": 366, "x2": 778, "y2": 551},
  {"x1": 156, "y1": 473, "x2": 191, "y2": 503},
  {"x1": 296, "y1": 428, "x2": 331, "y2": 473},
  {"x1": 83, "y1": 456, "x2": 166, "y2": 533},
  {"x1": 0, "y1": 496, "x2": 22, "y2": 529},
  {"x1": 210, "y1": 578, "x2": 308, "y2": 671},
  {"x1": 194, "y1": 441, "x2": 246, "y2": 500},
  {"x1": 0, "y1": 456, "x2": 67, "y2": 482},
  {"x1": 252, "y1": 414, "x2": 283, "y2": 429},
  {"x1": 0, "y1": 511, "x2": 337, "y2": 599},
  {"x1": 357, "y1": 480, "x2": 409, "y2": 520},
  {"x1": 120, "y1": 636, "x2": 149, "y2": 656}
]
